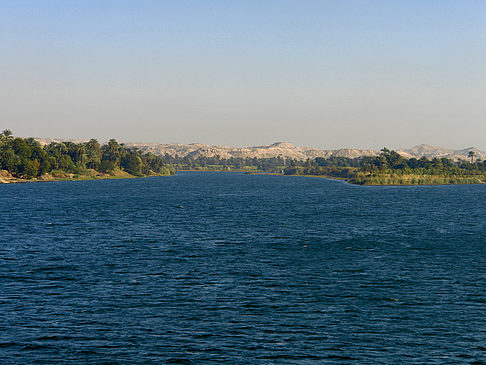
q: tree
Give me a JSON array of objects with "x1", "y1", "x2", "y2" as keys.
[
  {"x1": 1, "y1": 149, "x2": 20, "y2": 173},
  {"x1": 85, "y1": 139, "x2": 101, "y2": 169},
  {"x1": 468, "y1": 151, "x2": 476, "y2": 164},
  {"x1": 121, "y1": 154, "x2": 142, "y2": 176},
  {"x1": 379, "y1": 148, "x2": 406, "y2": 169},
  {"x1": 377, "y1": 155, "x2": 388, "y2": 170},
  {"x1": 407, "y1": 158, "x2": 420, "y2": 169},
  {"x1": 20, "y1": 159, "x2": 38, "y2": 178},
  {"x1": 102, "y1": 139, "x2": 121, "y2": 165},
  {"x1": 0, "y1": 129, "x2": 13, "y2": 144},
  {"x1": 74, "y1": 144, "x2": 88, "y2": 169},
  {"x1": 99, "y1": 160, "x2": 116, "y2": 173},
  {"x1": 12, "y1": 138, "x2": 32, "y2": 160}
]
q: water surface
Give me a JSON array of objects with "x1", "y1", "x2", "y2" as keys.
[{"x1": 1, "y1": 172, "x2": 485, "y2": 363}]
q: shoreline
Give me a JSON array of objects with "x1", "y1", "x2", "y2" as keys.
[
  {"x1": 0, "y1": 170, "x2": 173, "y2": 184},
  {"x1": 280, "y1": 173, "x2": 485, "y2": 186},
  {"x1": 2, "y1": 169, "x2": 484, "y2": 186},
  {"x1": 249, "y1": 171, "x2": 485, "y2": 186}
]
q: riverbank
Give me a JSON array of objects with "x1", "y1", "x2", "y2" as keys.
[
  {"x1": 3, "y1": 168, "x2": 484, "y2": 186},
  {"x1": 349, "y1": 172, "x2": 485, "y2": 185},
  {"x1": 181, "y1": 170, "x2": 486, "y2": 186},
  {"x1": 279, "y1": 171, "x2": 486, "y2": 186},
  {"x1": 0, "y1": 169, "x2": 173, "y2": 184}
]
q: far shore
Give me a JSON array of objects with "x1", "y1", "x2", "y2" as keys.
[
  {"x1": 219, "y1": 170, "x2": 486, "y2": 186},
  {"x1": 2, "y1": 169, "x2": 484, "y2": 186},
  {"x1": 279, "y1": 173, "x2": 485, "y2": 186},
  {"x1": 177, "y1": 170, "x2": 486, "y2": 186}
]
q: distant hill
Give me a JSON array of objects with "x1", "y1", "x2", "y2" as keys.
[
  {"x1": 122, "y1": 141, "x2": 380, "y2": 161},
  {"x1": 125, "y1": 142, "x2": 484, "y2": 162},
  {"x1": 35, "y1": 137, "x2": 89, "y2": 146},
  {"x1": 397, "y1": 144, "x2": 485, "y2": 161},
  {"x1": 34, "y1": 138, "x2": 484, "y2": 162}
]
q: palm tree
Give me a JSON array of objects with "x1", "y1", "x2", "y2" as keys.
[
  {"x1": 377, "y1": 155, "x2": 387, "y2": 170},
  {"x1": 0, "y1": 129, "x2": 13, "y2": 144},
  {"x1": 468, "y1": 151, "x2": 476, "y2": 164}
]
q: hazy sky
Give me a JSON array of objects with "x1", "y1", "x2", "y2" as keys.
[{"x1": 1, "y1": 1, "x2": 485, "y2": 149}]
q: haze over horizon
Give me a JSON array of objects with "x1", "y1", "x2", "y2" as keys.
[{"x1": 2, "y1": 1, "x2": 486, "y2": 150}]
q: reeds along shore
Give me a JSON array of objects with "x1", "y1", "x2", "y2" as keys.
[
  {"x1": 2, "y1": 130, "x2": 485, "y2": 186},
  {"x1": 282, "y1": 148, "x2": 486, "y2": 185},
  {"x1": 349, "y1": 173, "x2": 483, "y2": 185}
]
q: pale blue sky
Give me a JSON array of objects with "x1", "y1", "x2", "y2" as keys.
[{"x1": 1, "y1": 1, "x2": 485, "y2": 149}]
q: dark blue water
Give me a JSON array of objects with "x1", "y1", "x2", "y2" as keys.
[{"x1": 1, "y1": 172, "x2": 485, "y2": 364}]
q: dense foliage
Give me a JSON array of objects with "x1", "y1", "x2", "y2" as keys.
[
  {"x1": 158, "y1": 147, "x2": 486, "y2": 185},
  {"x1": 2, "y1": 128, "x2": 484, "y2": 185},
  {"x1": 160, "y1": 154, "x2": 292, "y2": 173},
  {"x1": 283, "y1": 148, "x2": 486, "y2": 185},
  {"x1": 0, "y1": 130, "x2": 173, "y2": 179}
]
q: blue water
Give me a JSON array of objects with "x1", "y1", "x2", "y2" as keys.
[{"x1": 1, "y1": 172, "x2": 485, "y2": 364}]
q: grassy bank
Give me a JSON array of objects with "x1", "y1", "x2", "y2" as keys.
[
  {"x1": 350, "y1": 172, "x2": 484, "y2": 185},
  {"x1": 0, "y1": 168, "x2": 173, "y2": 184},
  {"x1": 280, "y1": 171, "x2": 484, "y2": 186}
]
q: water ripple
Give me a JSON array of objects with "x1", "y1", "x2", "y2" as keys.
[{"x1": 0, "y1": 172, "x2": 485, "y2": 363}]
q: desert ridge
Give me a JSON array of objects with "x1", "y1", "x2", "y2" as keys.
[{"x1": 34, "y1": 139, "x2": 486, "y2": 162}]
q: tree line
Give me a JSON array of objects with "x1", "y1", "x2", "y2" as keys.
[
  {"x1": 160, "y1": 154, "x2": 293, "y2": 172},
  {"x1": 3, "y1": 129, "x2": 483, "y2": 185},
  {"x1": 0, "y1": 130, "x2": 173, "y2": 179},
  {"x1": 283, "y1": 148, "x2": 486, "y2": 185}
]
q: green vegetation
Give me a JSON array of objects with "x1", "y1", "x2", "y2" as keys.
[
  {"x1": 2, "y1": 128, "x2": 483, "y2": 186},
  {"x1": 160, "y1": 154, "x2": 291, "y2": 173},
  {"x1": 0, "y1": 130, "x2": 173, "y2": 181},
  {"x1": 283, "y1": 148, "x2": 486, "y2": 185},
  {"x1": 157, "y1": 147, "x2": 486, "y2": 185}
]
